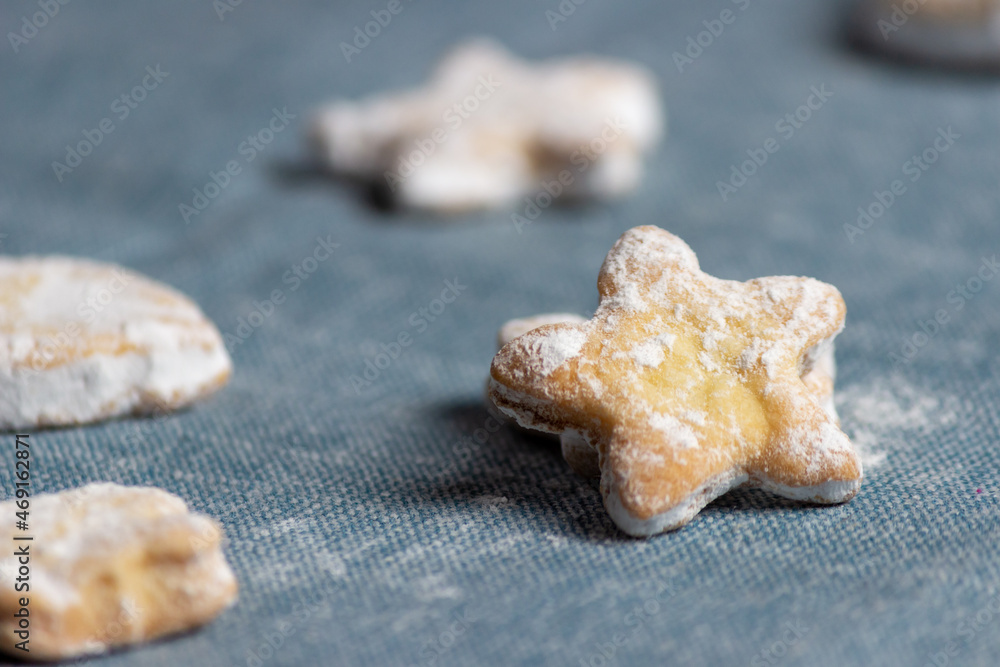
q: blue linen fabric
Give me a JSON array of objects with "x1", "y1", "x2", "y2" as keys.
[{"x1": 1, "y1": 0, "x2": 999, "y2": 665}]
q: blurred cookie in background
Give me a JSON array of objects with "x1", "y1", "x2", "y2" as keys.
[
  {"x1": 310, "y1": 38, "x2": 664, "y2": 213},
  {"x1": 852, "y1": 0, "x2": 1000, "y2": 68}
]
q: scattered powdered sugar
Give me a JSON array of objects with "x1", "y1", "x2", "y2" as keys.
[
  {"x1": 681, "y1": 410, "x2": 706, "y2": 425},
  {"x1": 836, "y1": 374, "x2": 961, "y2": 468},
  {"x1": 648, "y1": 412, "x2": 699, "y2": 449},
  {"x1": 839, "y1": 375, "x2": 952, "y2": 429},
  {"x1": 701, "y1": 329, "x2": 725, "y2": 351},
  {"x1": 737, "y1": 339, "x2": 765, "y2": 371},
  {"x1": 630, "y1": 343, "x2": 664, "y2": 368},
  {"x1": 528, "y1": 327, "x2": 588, "y2": 376},
  {"x1": 497, "y1": 313, "x2": 587, "y2": 347},
  {"x1": 412, "y1": 573, "x2": 463, "y2": 602},
  {"x1": 629, "y1": 332, "x2": 676, "y2": 368},
  {"x1": 705, "y1": 306, "x2": 729, "y2": 328},
  {"x1": 607, "y1": 282, "x2": 649, "y2": 312},
  {"x1": 698, "y1": 350, "x2": 720, "y2": 373},
  {"x1": 849, "y1": 429, "x2": 887, "y2": 468},
  {"x1": 760, "y1": 347, "x2": 784, "y2": 380}
]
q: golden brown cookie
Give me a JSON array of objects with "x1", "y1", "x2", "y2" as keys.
[
  {"x1": 0, "y1": 483, "x2": 238, "y2": 660},
  {"x1": 495, "y1": 313, "x2": 839, "y2": 481},
  {"x1": 488, "y1": 226, "x2": 861, "y2": 536}
]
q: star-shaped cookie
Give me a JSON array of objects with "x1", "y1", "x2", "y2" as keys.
[
  {"x1": 310, "y1": 39, "x2": 662, "y2": 211},
  {"x1": 494, "y1": 312, "x2": 841, "y2": 482},
  {"x1": 488, "y1": 226, "x2": 861, "y2": 536}
]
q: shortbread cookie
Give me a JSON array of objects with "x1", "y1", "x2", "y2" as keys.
[
  {"x1": 488, "y1": 226, "x2": 862, "y2": 536},
  {"x1": 311, "y1": 39, "x2": 663, "y2": 211},
  {"x1": 495, "y1": 313, "x2": 840, "y2": 480},
  {"x1": 0, "y1": 256, "x2": 232, "y2": 430},
  {"x1": 0, "y1": 483, "x2": 238, "y2": 660}
]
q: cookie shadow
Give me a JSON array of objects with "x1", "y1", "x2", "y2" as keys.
[
  {"x1": 407, "y1": 401, "x2": 834, "y2": 542},
  {"x1": 699, "y1": 487, "x2": 820, "y2": 515},
  {"x1": 0, "y1": 403, "x2": 198, "y2": 435},
  {"x1": 267, "y1": 158, "x2": 397, "y2": 214},
  {"x1": 396, "y1": 400, "x2": 628, "y2": 543},
  {"x1": 401, "y1": 401, "x2": 836, "y2": 544},
  {"x1": 266, "y1": 157, "x2": 608, "y2": 223}
]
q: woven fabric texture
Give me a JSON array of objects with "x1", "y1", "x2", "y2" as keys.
[{"x1": 1, "y1": 0, "x2": 998, "y2": 665}]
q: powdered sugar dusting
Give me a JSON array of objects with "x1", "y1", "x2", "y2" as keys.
[
  {"x1": 682, "y1": 410, "x2": 706, "y2": 425},
  {"x1": 648, "y1": 412, "x2": 699, "y2": 449},
  {"x1": 529, "y1": 327, "x2": 588, "y2": 376},
  {"x1": 601, "y1": 227, "x2": 699, "y2": 300},
  {"x1": 698, "y1": 351, "x2": 720, "y2": 373},
  {"x1": 599, "y1": 229, "x2": 844, "y2": 385},
  {"x1": 837, "y1": 374, "x2": 961, "y2": 468},
  {"x1": 630, "y1": 332, "x2": 675, "y2": 367},
  {"x1": 498, "y1": 313, "x2": 587, "y2": 347}
]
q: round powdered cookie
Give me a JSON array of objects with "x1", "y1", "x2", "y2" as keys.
[
  {"x1": 0, "y1": 256, "x2": 231, "y2": 430},
  {"x1": 0, "y1": 483, "x2": 238, "y2": 660}
]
